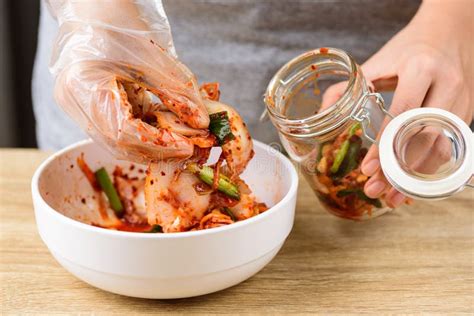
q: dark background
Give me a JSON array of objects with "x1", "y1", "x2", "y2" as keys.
[{"x1": 1, "y1": 0, "x2": 40, "y2": 147}]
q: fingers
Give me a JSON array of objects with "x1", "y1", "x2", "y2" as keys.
[
  {"x1": 362, "y1": 58, "x2": 467, "y2": 206},
  {"x1": 155, "y1": 111, "x2": 209, "y2": 137},
  {"x1": 320, "y1": 81, "x2": 347, "y2": 111},
  {"x1": 361, "y1": 151, "x2": 380, "y2": 176},
  {"x1": 55, "y1": 62, "x2": 198, "y2": 164},
  {"x1": 114, "y1": 80, "x2": 196, "y2": 162},
  {"x1": 410, "y1": 132, "x2": 452, "y2": 175},
  {"x1": 361, "y1": 49, "x2": 398, "y2": 82},
  {"x1": 387, "y1": 59, "x2": 434, "y2": 117},
  {"x1": 105, "y1": 60, "x2": 210, "y2": 129},
  {"x1": 103, "y1": 79, "x2": 195, "y2": 162},
  {"x1": 371, "y1": 77, "x2": 398, "y2": 92},
  {"x1": 361, "y1": 60, "x2": 433, "y2": 177},
  {"x1": 385, "y1": 188, "x2": 406, "y2": 208},
  {"x1": 360, "y1": 59, "x2": 432, "y2": 205},
  {"x1": 118, "y1": 119, "x2": 194, "y2": 162},
  {"x1": 401, "y1": 126, "x2": 440, "y2": 168},
  {"x1": 383, "y1": 126, "x2": 453, "y2": 208},
  {"x1": 364, "y1": 169, "x2": 389, "y2": 198},
  {"x1": 387, "y1": 66, "x2": 465, "y2": 180},
  {"x1": 421, "y1": 65, "x2": 471, "y2": 125}
]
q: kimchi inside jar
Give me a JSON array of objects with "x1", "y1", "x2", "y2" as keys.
[{"x1": 265, "y1": 48, "x2": 392, "y2": 220}]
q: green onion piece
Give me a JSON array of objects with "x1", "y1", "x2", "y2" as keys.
[
  {"x1": 336, "y1": 188, "x2": 361, "y2": 197},
  {"x1": 332, "y1": 139, "x2": 362, "y2": 179},
  {"x1": 330, "y1": 123, "x2": 362, "y2": 174},
  {"x1": 348, "y1": 122, "x2": 361, "y2": 137},
  {"x1": 337, "y1": 188, "x2": 382, "y2": 208},
  {"x1": 146, "y1": 225, "x2": 163, "y2": 233},
  {"x1": 186, "y1": 163, "x2": 240, "y2": 200},
  {"x1": 330, "y1": 140, "x2": 350, "y2": 174},
  {"x1": 94, "y1": 167, "x2": 124, "y2": 216},
  {"x1": 209, "y1": 111, "x2": 235, "y2": 145},
  {"x1": 222, "y1": 207, "x2": 236, "y2": 222}
]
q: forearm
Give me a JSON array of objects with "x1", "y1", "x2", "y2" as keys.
[
  {"x1": 72, "y1": 0, "x2": 150, "y2": 30},
  {"x1": 48, "y1": 0, "x2": 151, "y2": 30},
  {"x1": 421, "y1": 0, "x2": 473, "y2": 21},
  {"x1": 414, "y1": 0, "x2": 473, "y2": 84},
  {"x1": 415, "y1": 0, "x2": 473, "y2": 42}
]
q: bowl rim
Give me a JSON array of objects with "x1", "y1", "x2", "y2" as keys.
[{"x1": 32, "y1": 139, "x2": 298, "y2": 239}]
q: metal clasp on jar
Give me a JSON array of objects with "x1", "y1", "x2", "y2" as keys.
[{"x1": 350, "y1": 92, "x2": 393, "y2": 144}]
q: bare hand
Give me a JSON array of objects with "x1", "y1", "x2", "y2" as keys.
[{"x1": 322, "y1": 0, "x2": 473, "y2": 207}]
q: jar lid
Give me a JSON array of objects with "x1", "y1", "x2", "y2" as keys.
[{"x1": 379, "y1": 108, "x2": 473, "y2": 199}]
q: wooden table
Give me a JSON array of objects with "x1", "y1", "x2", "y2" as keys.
[{"x1": 1, "y1": 149, "x2": 473, "y2": 314}]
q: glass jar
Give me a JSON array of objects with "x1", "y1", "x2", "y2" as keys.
[{"x1": 264, "y1": 48, "x2": 473, "y2": 220}]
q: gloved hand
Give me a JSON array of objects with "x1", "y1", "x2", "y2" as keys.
[{"x1": 48, "y1": 0, "x2": 209, "y2": 163}]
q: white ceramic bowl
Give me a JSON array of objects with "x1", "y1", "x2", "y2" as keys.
[{"x1": 32, "y1": 140, "x2": 298, "y2": 299}]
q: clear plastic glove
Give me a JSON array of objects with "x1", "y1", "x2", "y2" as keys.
[{"x1": 48, "y1": 0, "x2": 209, "y2": 163}]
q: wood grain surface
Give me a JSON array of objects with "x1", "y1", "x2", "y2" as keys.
[{"x1": 1, "y1": 149, "x2": 473, "y2": 314}]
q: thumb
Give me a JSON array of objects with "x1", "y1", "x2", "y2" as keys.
[{"x1": 320, "y1": 81, "x2": 348, "y2": 111}]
